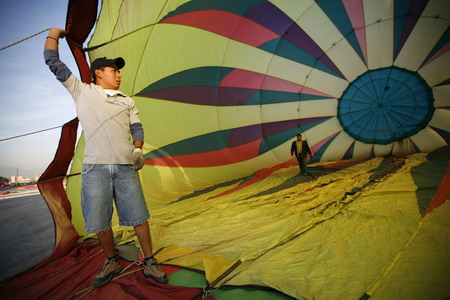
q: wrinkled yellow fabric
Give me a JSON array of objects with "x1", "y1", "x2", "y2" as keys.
[
  {"x1": 62, "y1": 1, "x2": 450, "y2": 297},
  {"x1": 220, "y1": 154, "x2": 427, "y2": 299},
  {"x1": 149, "y1": 154, "x2": 449, "y2": 299},
  {"x1": 68, "y1": 153, "x2": 450, "y2": 299},
  {"x1": 370, "y1": 200, "x2": 450, "y2": 300}
]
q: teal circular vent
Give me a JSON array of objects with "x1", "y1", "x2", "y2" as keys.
[{"x1": 338, "y1": 67, "x2": 434, "y2": 145}]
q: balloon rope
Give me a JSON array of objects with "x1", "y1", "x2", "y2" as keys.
[
  {"x1": 0, "y1": 28, "x2": 50, "y2": 51},
  {"x1": 0, "y1": 125, "x2": 63, "y2": 142}
]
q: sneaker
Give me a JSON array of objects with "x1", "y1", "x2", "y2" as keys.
[
  {"x1": 93, "y1": 256, "x2": 122, "y2": 287},
  {"x1": 143, "y1": 257, "x2": 168, "y2": 284}
]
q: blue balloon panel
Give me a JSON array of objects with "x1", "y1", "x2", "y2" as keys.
[{"x1": 338, "y1": 67, "x2": 435, "y2": 145}]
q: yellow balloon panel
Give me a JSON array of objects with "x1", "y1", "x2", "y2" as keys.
[
  {"x1": 67, "y1": 2, "x2": 450, "y2": 296},
  {"x1": 84, "y1": 0, "x2": 449, "y2": 200}
]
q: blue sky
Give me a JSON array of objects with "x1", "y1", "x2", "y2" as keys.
[{"x1": 0, "y1": 0, "x2": 89, "y2": 178}]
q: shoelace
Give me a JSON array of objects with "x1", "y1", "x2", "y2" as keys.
[
  {"x1": 145, "y1": 258, "x2": 158, "y2": 266},
  {"x1": 100, "y1": 258, "x2": 117, "y2": 274}
]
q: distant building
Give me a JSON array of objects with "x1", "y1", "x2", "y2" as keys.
[
  {"x1": 10, "y1": 176, "x2": 23, "y2": 184},
  {"x1": 22, "y1": 177, "x2": 33, "y2": 184},
  {"x1": 9, "y1": 174, "x2": 40, "y2": 185}
]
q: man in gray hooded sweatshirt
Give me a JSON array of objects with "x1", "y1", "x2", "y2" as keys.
[{"x1": 44, "y1": 27, "x2": 167, "y2": 287}]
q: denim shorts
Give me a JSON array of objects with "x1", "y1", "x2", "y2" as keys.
[{"x1": 81, "y1": 164, "x2": 150, "y2": 234}]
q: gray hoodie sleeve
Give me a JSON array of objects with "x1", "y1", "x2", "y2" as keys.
[
  {"x1": 44, "y1": 49, "x2": 72, "y2": 82},
  {"x1": 130, "y1": 122, "x2": 144, "y2": 142}
]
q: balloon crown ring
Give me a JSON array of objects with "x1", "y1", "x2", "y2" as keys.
[{"x1": 337, "y1": 66, "x2": 434, "y2": 145}]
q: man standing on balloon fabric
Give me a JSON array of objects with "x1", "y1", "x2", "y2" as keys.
[
  {"x1": 44, "y1": 27, "x2": 167, "y2": 287},
  {"x1": 291, "y1": 133, "x2": 312, "y2": 175}
]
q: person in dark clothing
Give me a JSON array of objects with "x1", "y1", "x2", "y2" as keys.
[{"x1": 290, "y1": 134, "x2": 312, "y2": 174}]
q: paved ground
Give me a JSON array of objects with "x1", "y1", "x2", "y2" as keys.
[{"x1": 0, "y1": 193, "x2": 55, "y2": 281}]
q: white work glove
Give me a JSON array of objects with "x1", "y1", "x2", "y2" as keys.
[{"x1": 132, "y1": 148, "x2": 145, "y2": 171}]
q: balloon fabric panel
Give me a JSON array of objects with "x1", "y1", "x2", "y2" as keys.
[{"x1": 61, "y1": 0, "x2": 450, "y2": 298}]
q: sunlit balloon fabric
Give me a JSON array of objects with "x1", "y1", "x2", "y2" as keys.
[
  {"x1": 85, "y1": 0, "x2": 450, "y2": 197},
  {"x1": 66, "y1": 0, "x2": 450, "y2": 298}
]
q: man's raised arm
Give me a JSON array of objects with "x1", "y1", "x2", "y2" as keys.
[
  {"x1": 44, "y1": 27, "x2": 73, "y2": 84},
  {"x1": 44, "y1": 27, "x2": 66, "y2": 51}
]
